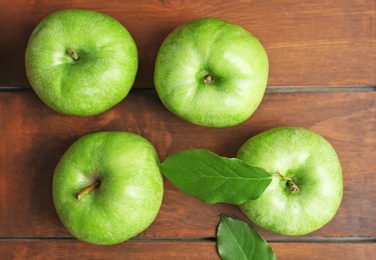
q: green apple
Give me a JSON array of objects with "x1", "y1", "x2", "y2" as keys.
[
  {"x1": 154, "y1": 17, "x2": 268, "y2": 127},
  {"x1": 25, "y1": 9, "x2": 138, "y2": 116},
  {"x1": 52, "y1": 131, "x2": 163, "y2": 245},
  {"x1": 237, "y1": 127, "x2": 343, "y2": 235}
]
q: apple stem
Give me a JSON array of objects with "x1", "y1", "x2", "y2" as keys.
[
  {"x1": 274, "y1": 171, "x2": 299, "y2": 194},
  {"x1": 75, "y1": 181, "x2": 100, "y2": 200},
  {"x1": 67, "y1": 50, "x2": 80, "y2": 61},
  {"x1": 204, "y1": 74, "x2": 213, "y2": 84},
  {"x1": 286, "y1": 179, "x2": 299, "y2": 193}
]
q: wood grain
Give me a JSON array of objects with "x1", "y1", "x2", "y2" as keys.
[
  {"x1": 0, "y1": 0, "x2": 375, "y2": 88},
  {"x1": 0, "y1": 240, "x2": 375, "y2": 259},
  {"x1": 1, "y1": 91, "x2": 375, "y2": 240}
]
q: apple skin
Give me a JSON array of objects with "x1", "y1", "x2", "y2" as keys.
[
  {"x1": 154, "y1": 17, "x2": 268, "y2": 127},
  {"x1": 237, "y1": 127, "x2": 343, "y2": 236},
  {"x1": 25, "y1": 9, "x2": 138, "y2": 116},
  {"x1": 52, "y1": 131, "x2": 164, "y2": 245}
]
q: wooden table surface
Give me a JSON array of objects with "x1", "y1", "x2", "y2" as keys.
[{"x1": 1, "y1": 0, "x2": 375, "y2": 259}]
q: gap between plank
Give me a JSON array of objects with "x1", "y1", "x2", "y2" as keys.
[
  {"x1": 0, "y1": 236, "x2": 374, "y2": 243},
  {"x1": 0, "y1": 85, "x2": 375, "y2": 93},
  {"x1": 265, "y1": 85, "x2": 376, "y2": 93}
]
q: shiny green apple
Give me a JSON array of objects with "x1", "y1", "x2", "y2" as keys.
[
  {"x1": 238, "y1": 127, "x2": 343, "y2": 235},
  {"x1": 25, "y1": 9, "x2": 138, "y2": 116},
  {"x1": 154, "y1": 17, "x2": 268, "y2": 127},
  {"x1": 53, "y1": 131, "x2": 163, "y2": 245}
]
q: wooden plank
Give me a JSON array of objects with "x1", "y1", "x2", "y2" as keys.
[
  {"x1": 271, "y1": 242, "x2": 376, "y2": 260},
  {"x1": 0, "y1": 240, "x2": 219, "y2": 260},
  {"x1": 0, "y1": 240, "x2": 375, "y2": 259},
  {"x1": 0, "y1": 91, "x2": 375, "y2": 240},
  {"x1": 0, "y1": 0, "x2": 375, "y2": 88}
]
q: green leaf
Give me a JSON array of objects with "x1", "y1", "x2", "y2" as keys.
[
  {"x1": 217, "y1": 215, "x2": 276, "y2": 260},
  {"x1": 160, "y1": 149, "x2": 272, "y2": 205}
]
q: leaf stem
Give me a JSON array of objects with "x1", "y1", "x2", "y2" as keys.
[{"x1": 75, "y1": 181, "x2": 100, "y2": 200}]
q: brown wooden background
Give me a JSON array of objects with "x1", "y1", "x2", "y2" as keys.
[{"x1": 1, "y1": 0, "x2": 375, "y2": 259}]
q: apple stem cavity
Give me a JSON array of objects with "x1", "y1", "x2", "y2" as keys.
[
  {"x1": 75, "y1": 181, "x2": 100, "y2": 200},
  {"x1": 274, "y1": 171, "x2": 299, "y2": 194},
  {"x1": 67, "y1": 50, "x2": 80, "y2": 61}
]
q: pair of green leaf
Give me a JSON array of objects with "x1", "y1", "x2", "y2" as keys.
[{"x1": 160, "y1": 149, "x2": 276, "y2": 259}]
